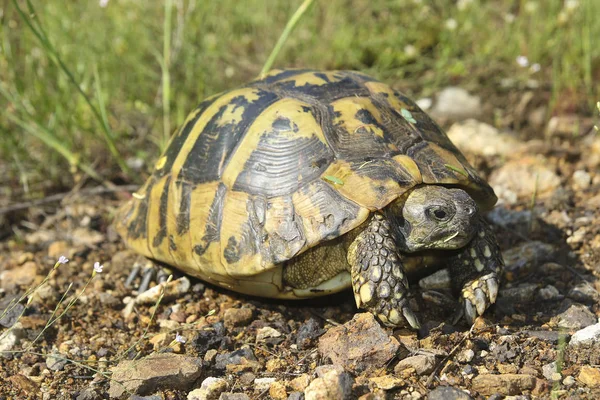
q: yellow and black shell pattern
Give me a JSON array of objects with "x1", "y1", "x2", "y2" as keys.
[{"x1": 115, "y1": 69, "x2": 497, "y2": 298}]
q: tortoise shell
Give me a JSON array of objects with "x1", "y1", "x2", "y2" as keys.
[{"x1": 115, "y1": 69, "x2": 496, "y2": 298}]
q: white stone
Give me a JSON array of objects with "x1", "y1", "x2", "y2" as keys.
[
  {"x1": 570, "y1": 322, "x2": 600, "y2": 346},
  {"x1": 254, "y1": 377, "x2": 276, "y2": 392},
  {"x1": 447, "y1": 120, "x2": 522, "y2": 157},
  {"x1": 431, "y1": 87, "x2": 482, "y2": 120}
]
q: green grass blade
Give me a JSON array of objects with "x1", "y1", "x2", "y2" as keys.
[
  {"x1": 259, "y1": 0, "x2": 316, "y2": 78},
  {"x1": 13, "y1": 0, "x2": 131, "y2": 177},
  {"x1": 161, "y1": 0, "x2": 173, "y2": 151}
]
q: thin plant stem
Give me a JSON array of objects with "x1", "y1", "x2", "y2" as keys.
[
  {"x1": 12, "y1": 0, "x2": 131, "y2": 177},
  {"x1": 259, "y1": 0, "x2": 316, "y2": 78},
  {"x1": 162, "y1": 0, "x2": 173, "y2": 150}
]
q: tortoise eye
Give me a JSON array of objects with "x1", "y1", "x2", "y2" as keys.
[{"x1": 427, "y1": 206, "x2": 451, "y2": 222}]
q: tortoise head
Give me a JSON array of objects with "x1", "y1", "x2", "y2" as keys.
[{"x1": 389, "y1": 185, "x2": 479, "y2": 252}]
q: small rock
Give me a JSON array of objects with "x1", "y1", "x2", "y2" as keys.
[
  {"x1": 578, "y1": 366, "x2": 600, "y2": 387},
  {"x1": 76, "y1": 387, "x2": 102, "y2": 400},
  {"x1": 135, "y1": 277, "x2": 190, "y2": 305},
  {"x1": 489, "y1": 156, "x2": 561, "y2": 203},
  {"x1": 542, "y1": 362, "x2": 559, "y2": 381},
  {"x1": 290, "y1": 374, "x2": 311, "y2": 392},
  {"x1": 224, "y1": 308, "x2": 253, "y2": 330},
  {"x1": 48, "y1": 241, "x2": 69, "y2": 259},
  {"x1": 428, "y1": 386, "x2": 473, "y2": 400},
  {"x1": 527, "y1": 330, "x2": 566, "y2": 345},
  {"x1": 296, "y1": 318, "x2": 324, "y2": 350},
  {"x1": 556, "y1": 303, "x2": 596, "y2": 330},
  {"x1": 394, "y1": 354, "x2": 436, "y2": 375},
  {"x1": 368, "y1": 375, "x2": 404, "y2": 390},
  {"x1": 215, "y1": 347, "x2": 257, "y2": 371},
  {"x1": 572, "y1": 170, "x2": 592, "y2": 189},
  {"x1": 430, "y1": 87, "x2": 482, "y2": 120},
  {"x1": 456, "y1": 349, "x2": 475, "y2": 363},
  {"x1": 537, "y1": 285, "x2": 562, "y2": 301},
  {"x1": 269, "y1": 381, "x2": 287, "y2": 400},
  {"x1": 256, "y1": 326, "x2": 282, "y2": 342},
  {"x1": 218, "y1": 394, "x2": 250, "y2": 400},
  {"x1": 0, "y1": 261, "x2": 38, "y2": 289},
  {"x1": 502, "y1": 241, "x2": 555, "y2": 279},
  {"x1": 98, "y1": 292, "x2": 121, "y2": 308},
  {"x1": 46, "y1": 352, "x2": 68, "y2": 371},
  {"x1": 447, "y1": 120, "x2": 521, "y2": 157},
  {"x1": 570, "y1": 322, "x2": 600, "y2": 346},
  {"x1": 418, "y1": 268, "x2": 451, "y2": 290},
  {"x1": 193, "y1": 322, "x2": 230, "y2": 354},
  {"x1": 149, "y1": 333, "x2": 169, "y2": 351},
  {"x1": 318, "y1": 313, "x2": 400, "y2": 373},
  {"x1": 266, "y1": 358, "x2": 287, "y2": 372},
  {"x1": 568, "y1": 283, "x2": 598, "y2": 303},
  {"x1": 254, "y1": 377, "x2": 276, "y2": 392},
  {"x1": 187, "y1": 377, "x2": 228, "y2": 400},
  {"x1": 562, "y1": 375, "x2": 576, "y2": 386},
  {"x1": 499, "y1": 283, "x2": 538, "y2": 303},
  {"x1": 0, "y1": 302, "x2": 24, "y2": 328},
  {"x1": 108, "y1": 353, "x2": 202, "y2": 398},
  {"x1": 471, "y1": 374, "x2": 536, "y2": 396},
  {"x1": 304, "y1": 369, "x2": 353, "y2": 400},
  {"x1": 287, "y1": 393, "x2": 305, "y2": 400}
]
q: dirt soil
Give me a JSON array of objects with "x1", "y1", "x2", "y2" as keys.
[{"x1": 1, "y1": 90, "x2": 600, "y2": 399}]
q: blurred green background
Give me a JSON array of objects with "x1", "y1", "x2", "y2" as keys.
[{"x1": 1, "y1": 0, "x2": 598, "y2": 196}]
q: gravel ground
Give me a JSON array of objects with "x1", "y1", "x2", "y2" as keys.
[{"x1": 1, "y1": 89, "x2": 600, "y2": 399}]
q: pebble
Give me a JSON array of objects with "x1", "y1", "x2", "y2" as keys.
[
  {"x1": 489, "y1": 156, "x2": 561, "y2": 203},
  {"x1": 526, "y1": 330, "x2": 566, "y2": 345},
  {"x1": 471, "y1": 374, "x2": 536, "y2": 396},
  {"x1": 108, "y1": 353, "x2": 202, "y2": 398},
  {"x1": 428, "y1": 386, "x2": 473, "y2": 400},
  {"x1": 542, "y1": 362, "x2": 560, "y2": 381},
  {"x1": 193, "y1": 322, "x2": 230, "y2": 354},
  {"x1": 134, "y1": 277, "x2": 191, "y2": 305},
  {"x1": 570, "y1": 322, "x2": 600, "y2": 346},
  {"x1": 456, "y1": 349, "x2": 475, "y2": 363},
  {"x1": 256, "y1": 326, "x2": 282, "y2": 342},
  {"x1": 290, "y1": 374, "x2": 311, "y2": 392},
  {"x1": 578, "y1": 366, "x2": 600, "y2": 387},
  {"x1": 76, "y1": 387, "x2": 102, "y2": 400},
  {"x1": 254, "y1": 377, "x2": 275, "y2": 392},
  {"x1": 48, "y1": 241, "x2": 69, "y2": 259},
  {"x1": 418, "y1": 268, "x2": 450, "y2": 290},
  {"x1": 572, "y1": 170, "x2": 592, "y2": 189},
  {"x1": 188, "y1": 377, "x2": 228, "y2": 400},
  {"x1": 568, "y1": 283, "x2": 598, "y2": 303},
  {"x1": 447, "y1": 120, "x2": 521, "y2": 157},
  {"x1": 46, "y1": 352, "x2": 68, "y2": 371},
  {"x1": 562, "y1": 375, "x2": 576, "y2": 386},
  {"x1": 394, "y1": 354, "x2": 436, "y2": 376},
  {"x1": 269, "y1": 381, "x2": 287, "y2": 399},
  {"x1": 296, "y1": 318, "x2": 324, "y2": 350},
  {"x1": 0, "y1": 302, "x2": 24, "y2": 328},
  {"x1": 218, "y1": 394, "x2": 250, "y2": 400},
  {"x1": 537, "y1": 285, "x2": 562, "y2": 301},
  {"x1": 368, "y1": 375, "x2": 404, "y2": 390},
  {"x1": 556, "y1": 303, "x2": 596, "y2": 330},
  {"x1": 224, "y1": 308, "x2": 253, "y2": 330},
  {"x1": 430, "y1": 87, "x2": 482, "y2": 120},
  {"x1": 318, "y1": 313, "x2": 400, "y2": 373},
  {"x1": 0, "y1": 261, "x2": 38, "y2": 289},
  {"x1": 287, "y1": 393, "x2": 305, "y2": 400},
  {"x1": 499, "y1": 283, "x2": 538, "y2": 303},
  {"x1": 502, "y1": 241, "x2": 555, "y2": 279},
  {"x1": 215, "y1": 347, "x2": 258, "y2": 372},
  {"x1": 304, "y1": 369, "x2": 353, "y2": 400}
]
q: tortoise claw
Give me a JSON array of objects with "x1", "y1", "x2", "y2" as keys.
[
  {"x1": 461, "y1": 272, "x2": 499, "y2": 323},
  {"x1": 402, "y1": 304, "x2": 421, "y2": 330},
  {"x1": 464, "y1": 298, "x2": 477, "y2": 323}
]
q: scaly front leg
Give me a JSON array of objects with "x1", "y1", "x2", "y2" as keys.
[
  {"x1": 448, "y1": 217, "x2": 503, "y2": 323},
  {"x1": 347, "y1": 214, "x2": 421, "y2": 329}
]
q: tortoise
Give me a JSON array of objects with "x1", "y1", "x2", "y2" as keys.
[{"x1": 115, "y1": 69, "x2": 503, "y2": 329}]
